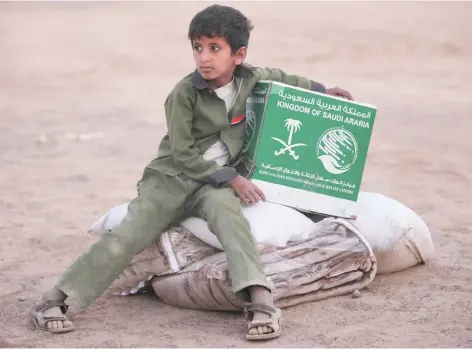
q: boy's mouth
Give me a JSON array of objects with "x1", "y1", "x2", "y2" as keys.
[{"x1": 200, "y1": 67, "x2": 213, "y2": 73}]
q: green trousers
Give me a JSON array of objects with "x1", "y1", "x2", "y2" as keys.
[{"x1": 57, "y1": 168, "x2": 269, "y2": 309}]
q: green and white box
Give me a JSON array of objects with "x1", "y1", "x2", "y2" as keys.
[{"x1": 242, "y1": 81, "x2": 377, "y2": 218}]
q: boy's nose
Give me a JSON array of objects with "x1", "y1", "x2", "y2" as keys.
[{"x1": 200, "y1": 50, "x2": 211, "y2": 63}]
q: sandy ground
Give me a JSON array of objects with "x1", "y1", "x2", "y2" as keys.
[{"x1": 1, "y1": 1, "x2": 471, "y2": 347}]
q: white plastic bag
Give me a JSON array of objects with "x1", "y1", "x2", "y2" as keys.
[
  {"x1": 90, "y1": 200, "x2": 318, "y2": 249},
  {"x1": 89, "y1": 191, "x2": 434, "y2": 275},
  {"x1": 180, "y1": 200, "x2": 317, "y2": 249}
]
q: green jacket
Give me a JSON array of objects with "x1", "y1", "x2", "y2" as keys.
[{"x1": 146, "y1": 63, "x2": 326, "y2": 186}]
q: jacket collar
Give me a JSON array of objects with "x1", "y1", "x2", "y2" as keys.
[{"x1": 191, "y1": 63, "x2": 255, "y2": 90}]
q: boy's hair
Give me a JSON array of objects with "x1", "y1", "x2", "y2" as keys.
[{"x1": 188, "y1": 5, "x2": 254, "y2": 53}]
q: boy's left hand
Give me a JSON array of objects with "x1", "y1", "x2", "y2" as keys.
[
  {"x1": 326, "y1": 87, "x2": 353, "y2": 101},
  {"x1": 227, "y1": 175, "x2": 265, "y2": 206}
]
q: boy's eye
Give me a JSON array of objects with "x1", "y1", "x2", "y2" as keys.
[
  {"x1": 210, "y1": 45, "x2": 220, "y2": 52},
  {"x1": 193, "y1": 45, "x2": 202, "y2": 52}
]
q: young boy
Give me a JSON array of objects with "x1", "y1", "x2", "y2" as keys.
[{"x1": 30, "y1": 4, "x2": 352, "y2": 341}]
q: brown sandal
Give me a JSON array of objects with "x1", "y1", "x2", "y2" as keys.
[
  {"x1": 244, "y1": 303, "x2": 283, "y2": 341},
  {"x1": 30, "y1": 299, "x2": 75, "y2": 333}
]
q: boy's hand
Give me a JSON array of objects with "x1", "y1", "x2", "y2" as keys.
[
  {"x1": 326, "y1": 87, "x2": 353, "y2": 101},
  {"x1": 227, "y1": 176, "x2": 266, "y2": 205}
]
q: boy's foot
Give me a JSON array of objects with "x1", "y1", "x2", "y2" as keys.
[
  {"x1": 30, "y1": 288, "x2": 75, "y2": 333},
  {"x1": 30, "y1": 299, "x2": 75, "y2": 333},
  {"x1": 244, "y1": 304, "x2": 282, "y2": 340},
  {"x1": 246, "y1": 286, "x2": 282, "y2": 340}
]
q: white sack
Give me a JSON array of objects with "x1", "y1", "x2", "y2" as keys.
[
  {"x1": 352, "y1": 191, "x2": 434, "y2": 273},
  {"x1": 89, "y1": 191, "x2": 434, "y2": 274},
  {"x1": 89, "y1": 200, "x2": 317, "y2": 249},
  {"x1": 89, "y1": 202, "x2": 129, "y2": 235}
]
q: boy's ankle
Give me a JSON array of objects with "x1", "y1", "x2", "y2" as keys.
[
  {"x1": 248, "y1": 285, "x2": 273, "y2": 305},
  {"x1": 41, "y1": 287, "x2": 67, "y2": 302}
]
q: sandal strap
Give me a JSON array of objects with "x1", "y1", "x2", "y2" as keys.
[
  {"x1": 36, "y1": 299, "x2": 68, "y2": 314},
  {"x1": 247, "y1": 319, "x2": 277, "y2": 330},
  {"x1": 40, "y1": 315, "x2": 68, "y2": 322},
  {"x1": 243, "y1": 303, "x2": 278, "y2": 321},
  {"x1": 244, "y1": 303, "x2": 277, "y2": 316}
]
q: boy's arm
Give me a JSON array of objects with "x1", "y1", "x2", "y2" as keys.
[
  {"x1": 255, "y1": 67, "x2": 353, "y2": 100},
  {"x1": 165, "y1": 88, "x2": 238, "y2": 187},
  {"x1": 254, "y1": 67, "x2": 327, "y2": 93}
]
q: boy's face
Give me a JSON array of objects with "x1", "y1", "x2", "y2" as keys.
[{"x1": 192, "y1": 36, "x2": 246, "y2": 89}]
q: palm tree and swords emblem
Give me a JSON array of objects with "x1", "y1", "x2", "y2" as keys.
[{"x1": 271, "y1": 118, "x2": 307, "y2": 160}]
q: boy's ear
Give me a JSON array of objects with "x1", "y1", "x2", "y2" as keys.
[{"x1": 233, "y1": 46, "x2": 247, "y2": 65}]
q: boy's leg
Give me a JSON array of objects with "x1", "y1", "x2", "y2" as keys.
[
  {"x1": 186, "y1": 184, "x2": 281, "y2": 339},
  {"x1": 31, "y1": 168, "x2": 191, "y2": 331}
]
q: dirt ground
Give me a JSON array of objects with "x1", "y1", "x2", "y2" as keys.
[{"x1": 1, "y1": 1, "x2": 471, "y2": 347}]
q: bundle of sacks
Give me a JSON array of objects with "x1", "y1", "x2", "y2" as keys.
[{"x1": 90, "y1": 191, "x2": 434, "y2": 311}]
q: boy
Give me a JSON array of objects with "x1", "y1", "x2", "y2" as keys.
[{"x1": 30, "y1": 4, "x2": 352, "y2": 341}]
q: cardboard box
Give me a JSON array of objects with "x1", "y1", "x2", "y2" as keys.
[{"x1": 241, "y1": 81, "x2": 377, "y2": 218}]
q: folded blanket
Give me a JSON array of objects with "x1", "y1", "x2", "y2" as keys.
[
  {"x1": 107, "y1": 227, "x2": 219, "y2": 296},
  {"x1": 150, "y1": 218, "x2": 377, "y2": 311}
]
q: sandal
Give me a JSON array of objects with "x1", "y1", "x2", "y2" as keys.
[
  {"x1": 30, "y1": 299, "x2": 75, "y2": 333},
  {"x1": 244, "y1": 303, "x2": 283, "y2": 341}
]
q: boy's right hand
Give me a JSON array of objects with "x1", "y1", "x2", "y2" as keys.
[{"x1": 227, "y1": 175, "x2": 266, "y2": 205}]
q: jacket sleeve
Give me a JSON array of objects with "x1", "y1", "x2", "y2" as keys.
[
  {"x1": 254, "y1": 67, "x2": 326, "y2": 93},
  {"x1": 165, "y1": 86, "x2": 238, "y2": 186}
]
